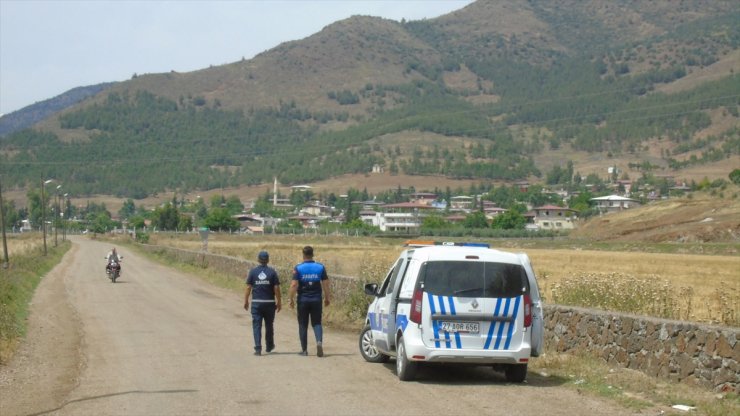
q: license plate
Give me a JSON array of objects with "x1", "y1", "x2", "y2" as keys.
[{"x1": 439, "y1": 321, "x2": 479, "y2": 334}]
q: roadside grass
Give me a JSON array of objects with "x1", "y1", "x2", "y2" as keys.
[
  {"x1": 0, "y1": 240, "x2": 71, "y2": 364},
  {"x1": 530, "y1": 352, "x2": 739, "y2": 416}
]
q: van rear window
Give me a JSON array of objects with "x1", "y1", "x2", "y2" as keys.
[{"x1": 420, "y1": 261, "x2": 527, "y2": 298}]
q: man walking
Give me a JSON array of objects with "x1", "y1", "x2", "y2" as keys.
[
  {"x1": 245, "y1": 251, "x2": 281, "y2": 356},
  {"x1": 289, "y1": 246, "x2": 331, "y2": 357}
]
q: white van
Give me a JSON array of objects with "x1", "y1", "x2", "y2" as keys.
[{"x1": 359, "y1": 241, "x2": 544, "y2": 382}]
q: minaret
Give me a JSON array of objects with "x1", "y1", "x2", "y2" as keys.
[{"x1": 273, "y1": 177, "x2": 278, "y2": 206}]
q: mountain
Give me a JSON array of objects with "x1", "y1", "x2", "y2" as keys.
[
  {"x1": 0, "y1": 82, "x2": 116, "y2": 137},
  {"x1": 1, "y1": 0, "x2": 738, "y2": 199}
]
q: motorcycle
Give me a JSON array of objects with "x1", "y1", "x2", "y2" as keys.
[{"x1": 105, "y1": 256, "x2": 123, "y2": 283}]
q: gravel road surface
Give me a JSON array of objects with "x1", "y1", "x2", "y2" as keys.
[{"x1": 0, "y1": 237, "x2": 637, "y2": 415}]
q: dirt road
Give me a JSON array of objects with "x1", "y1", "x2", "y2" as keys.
[{"x1": 1, "y1": 237, "x2": 636, "y2": 415}]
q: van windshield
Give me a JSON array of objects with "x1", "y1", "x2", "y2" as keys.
[{"x1": 421, "y1": 261, "x2": 527, "y2": 298}]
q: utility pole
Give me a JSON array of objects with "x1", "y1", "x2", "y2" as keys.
[{"x1": 0, "y1": 176, "x2": 9, "y2": 268}]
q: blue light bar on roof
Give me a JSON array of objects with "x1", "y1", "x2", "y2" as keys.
[{"x1": 404, "y1": 240, "x2": 490, "y2": 248}]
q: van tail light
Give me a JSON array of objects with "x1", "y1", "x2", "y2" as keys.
[
  {"x1": 523, "y1": 294, "x2": 532, "y2": 328},
  {"x1": 410, "y1": 288, "x2": 424, "y2": 324}
]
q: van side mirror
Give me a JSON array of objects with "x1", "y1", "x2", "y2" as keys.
[{"x1": 364, "y1": 283, "x2": 379, "y2": 296}]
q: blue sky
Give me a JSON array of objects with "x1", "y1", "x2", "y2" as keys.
[{"x1": 0, "y1": 0, "x2": 473, "y2": 115}]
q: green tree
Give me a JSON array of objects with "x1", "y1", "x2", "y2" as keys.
[
  {"x1": 118, "y1": 199, "x2": 136, "y2": 219},
  {"x1": 224, "y1": 195, "x2": 244, "y2": 215},
  {"x1": 421, "y1": 214, "x2": 449, "y2": 229},
  {"x1": 194, "y1": 197, "x2": 208, "y2": 220},
  {"x1": 27, "y1": 188, "x2": 44, "y2": 227},
  {"x1": 90, "y1": 212, "x2": 117, "y2": 233},
  {"x1": 569, "y1": 191, "x2": 594, "y2": 213},
  {"x1": 463, "y1": 211, "x2": 488, "y2": 228},
  {"x1": 730, "y1": 169, "x2": 740, "y2": 185},
  {"x1": 204, "y1": 208, "x2": 239, "y2": 231},
  {"x1": 277, "y1": 219, "x2": 304, "y2": 232},
  {"x1": 210, "y1": 194, "x2": 226, "y2": 208},
  {"x1": 342, "y1": 218, "x2": 379, "y2": 234},
  {"x1": 152, "y1": 203, "x2": 179, "y2": 230},
  {"x1": 129, "y1": 215, "x2": 146, "y2": 229},
  {"x1": 491, "y1": 211, "x2": 526, "y2": 230},
  {"x1": 178, "y1": 214, "x2": 193, "y2": 231},
  {"x1": 1, "y1": 200, "x2": 20, "y2": 229}
]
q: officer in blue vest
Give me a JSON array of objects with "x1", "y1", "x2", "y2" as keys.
[
  {"x1": 289, "y1": 246, "x2": 332, "y2": 357},
  {"x1": 245, "y1": 251, "x2": 281, "y2": 356}
]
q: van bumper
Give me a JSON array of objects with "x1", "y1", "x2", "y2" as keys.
[{"x1": 402, "y1": 326, "x2": 532, "y2": 364}]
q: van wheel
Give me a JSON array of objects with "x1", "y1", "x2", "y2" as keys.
[
  {"x1": 504, "y1": 364, "x2": 528, "y2": 383},
  {"x1": 396, "y1": 336, "x2": 418, "y2": 381},
  {"x1": 359, "y1": 325, "x2": 389, "y2": 363}
]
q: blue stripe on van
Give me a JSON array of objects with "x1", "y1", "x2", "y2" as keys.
[
  {"x1": 494, "y1": 298, "x2": 512, "y2": 350},
  {"x1": 447, "y1": 296, "x2": 461, "y2": 349},
  {"x1": 427, "y1": 293, "x2": 440, "y2": 348},
  {"x1": 437, "y1": 296, "x2": 451, "y2": 348},
  {"x1": 504, "y1": 296, "x2": 521, "y2": 350},
  {"x1": 484, "y1": 297, "x2": 503, "y2": 349}
]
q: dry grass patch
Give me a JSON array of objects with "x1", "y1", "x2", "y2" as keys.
[
  {"x1": 145, "y1": 233, "x2": 739, "y2": 325},
  {"x1": 527, "y1": 249, "x2": 739, "y2": 325},
  {"x1": 2, "y1": 233, "x2": 45, "y2": 258},
  {"x1": 531, "y1": 352, "x2": 739, "y2": 416}
]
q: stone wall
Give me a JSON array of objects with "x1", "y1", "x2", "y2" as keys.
[
  {"x1": 544, "y1": 304, "x2": 739, "y2": 393},
  {"x1": 139, "y1": 244, "x2": 738, "y2": 392}
]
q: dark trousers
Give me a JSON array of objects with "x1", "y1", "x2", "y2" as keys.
[
  {"x1": 251, "y1": 302, "x2": 276, "y2": 352},
  {"x1": 297, "y1": 301, "x2": 323, "y2": 351}
]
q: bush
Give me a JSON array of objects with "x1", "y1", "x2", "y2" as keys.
[{"x1": 135, "y1": 232, "x2": 150, "y2": 244}]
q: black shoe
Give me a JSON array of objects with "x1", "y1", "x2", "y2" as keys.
[
  {"x1": 254, "y1": 350, "x2": 261, "y2": 356},
  {"x1": 298, "y1": 350, "x2": 308, "y2": 356},
  {"x1": 317, "y1": 342, "x2": 323, "y2": 357},
  {"x1": 266, "y1": 345, "x2": 275, "y2": 353}
]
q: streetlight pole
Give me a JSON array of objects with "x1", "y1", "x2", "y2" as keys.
[
  {"x1": 42, "y1": 178, "x2": 53, "y2": 256},
  {"x1": 54, "y1": 185, "x2": 61, "y2": 247},
  {"x1": 63, "y1": 193, "x2": 68, "y2": 241}
]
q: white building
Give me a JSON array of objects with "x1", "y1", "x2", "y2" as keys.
[{"x1": 590, "y1": 195, "x2": 640, "y2": 213}]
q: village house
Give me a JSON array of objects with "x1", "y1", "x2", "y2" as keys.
[
  {"x1": 531, "y1": 204, "x2": 577, "y2": 230},
  {"x1": 409, "y1": 192, "x2": 438, "y2": 205},
  {"x1": 367, "y1": 202, "x2": 437, "y2": 233},
  {"x1": 449, "y1": 195, "x2": 474, "y2": 212},
  {"x1": 484, "y1": 206, "x2": 507, "y2": 220},
  {"x1": 301, "y1": 202, "x2": 332, "y2": 217},
  {"x1": 590, "y1": 195, "x2": 640, "y2": 214}
]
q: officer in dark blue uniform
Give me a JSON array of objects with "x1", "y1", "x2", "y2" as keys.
[
  {"x1": 245, "y1": 251, "x2": 281, "y2": 356},
  {"x1": 289, "y1": 246, "x2": 332, "y2": 357}
]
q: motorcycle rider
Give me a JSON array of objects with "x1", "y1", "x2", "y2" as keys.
[{"x1": 105, "y1": 247, "x2": 122, "y2": 275}]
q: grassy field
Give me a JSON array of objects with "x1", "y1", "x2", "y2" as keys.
[{"x1": 143, "y1": 233, "x2": 740, "y2": 326}]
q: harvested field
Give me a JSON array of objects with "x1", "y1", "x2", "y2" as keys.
[{"x1": 142, "y1": 232, "x2": 739, "y2": 326}]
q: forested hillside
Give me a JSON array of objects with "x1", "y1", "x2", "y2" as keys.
[
  {"x1": 0, "y1": 0, "x2": 737, "y2": 198},
  {"x1": 0, "y1": 82, "x2": 116, "y2": 136}
]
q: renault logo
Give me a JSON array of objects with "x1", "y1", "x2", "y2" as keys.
[{"x1": 471, "y1": 299, "x2": 479, "y2": 309}]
